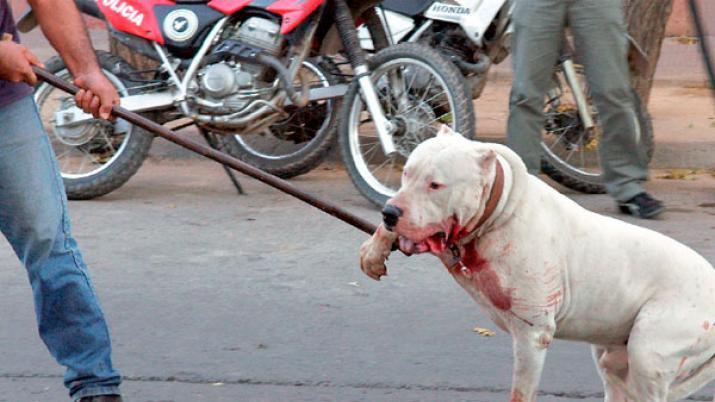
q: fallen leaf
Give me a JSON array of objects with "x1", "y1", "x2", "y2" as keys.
[
  {"x1": 676, "y1": 36, "x2": 698, "y2": 45},
  {"x1": 658, "y1": 169, "x2": 698, "y2": 180},
  {"x1": 438, "y1": 112, "x2": 454, "y2": 124},
  {"x1": 473, "y1": 327, "x2": 496, "y2": 337}
]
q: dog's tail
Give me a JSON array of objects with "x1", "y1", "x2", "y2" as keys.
[{"x1": 668, "y1": 354, "x2": 715, "y2": 402}]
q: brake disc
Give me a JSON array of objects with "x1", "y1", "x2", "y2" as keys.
[
  {"x1": 545, "y1": 103, "x2": 593, "y2": 151},
  {"x1": 393, "y1": 100, "x2": 436, "y2": 157},
  {"x1": 53, "y1": 98, "x2": 103, "y2": 146}
]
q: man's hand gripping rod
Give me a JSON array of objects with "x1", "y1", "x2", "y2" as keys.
[{"x1": 33, "y1": 66, "x2": 380, "y2": 236}]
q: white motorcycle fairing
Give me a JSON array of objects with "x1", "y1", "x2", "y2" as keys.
[{"x1": 358, "y1": 0, "x2": 510, "y2": 48}]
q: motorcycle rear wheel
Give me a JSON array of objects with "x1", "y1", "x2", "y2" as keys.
[
  {"x1": 33, "y1": 51, "x2": 153, "y2": 200},
  {"x1": 540, "y1": 64, "x2": 654, "y2": 194},
  {"x1": 338, "y1": 43, "x2": 475, "y2": 207},
  {"x1": 215, "y1": 57, "x2": 340, "y2": 179}
]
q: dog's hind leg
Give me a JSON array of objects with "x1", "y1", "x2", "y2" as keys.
[
  {"x1": 624, "y1": 304, "x2": 700, "y2": 402},
  {"x1": 626, "y1": 365, "x2": 670, "y2": 402},
  {"x1": 592, "y1": 345, "x2": 630, "y2": 402},
  {"x1": 667, "y1": 355, "x2": 715, "y2": 402}
]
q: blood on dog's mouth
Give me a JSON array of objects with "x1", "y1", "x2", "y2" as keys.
[
  {"x1": 399, "y1": 231, "x2": 448, "y2": 255},
  {"x1": 399, "y1": 226, "x2": 465, "y2": 255},
  {"x1": 395, "y1": 216, "x2": 465, "y2": 256}
]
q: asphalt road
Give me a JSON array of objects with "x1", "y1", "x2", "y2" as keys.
[{"x1": 1, "y1": 157, "x2": 714, "y2": 402}]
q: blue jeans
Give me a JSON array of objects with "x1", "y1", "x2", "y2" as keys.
[{"x1": 0, "y1": 96, "x2": 121, "y2": 400}]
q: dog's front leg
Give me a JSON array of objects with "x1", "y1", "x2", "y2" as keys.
[
  {"x1": 359, "y1": 224, "x2": 398, "y2": 281},
  {"x1": 510, "y1": 330, "x2": 553, "y2": 402}
]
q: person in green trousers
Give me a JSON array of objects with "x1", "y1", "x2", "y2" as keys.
[{"x1": 506, "y1": 0, "x2": 664, "y2": 219}]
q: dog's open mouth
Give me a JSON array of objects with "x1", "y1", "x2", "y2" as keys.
[
  {"x1": 399, "y1": 231, "x2": 448, "y2": 255},
  {"x1": 398, "y1": 219, "x2": 464, "y2": 255}
]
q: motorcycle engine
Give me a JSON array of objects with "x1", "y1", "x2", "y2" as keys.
[{"x1": 194, "y1": 17, "x2": 282, "y2": 114}]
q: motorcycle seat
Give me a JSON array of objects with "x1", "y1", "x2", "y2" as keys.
[{"x1": 381, "y1": 0, "x2": 434, "y2": 17}]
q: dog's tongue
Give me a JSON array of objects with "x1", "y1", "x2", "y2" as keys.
[
  {"x1": 399, "y1": 237, "x2": 416, "y2": 255},
  {"x1": 399, "y1": 237, "x2": 430, "y2": 255}
]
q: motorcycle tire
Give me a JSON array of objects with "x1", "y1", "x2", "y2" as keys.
[
  {"x1": 338, "y1": 43, "x2": 475, "y2": 207},
  {"x1": 33, "y1": 51, "x2": 153, "y2": 200},
  {"x1": 215, "y1": 57, "x2": 340, "y2": 179}
]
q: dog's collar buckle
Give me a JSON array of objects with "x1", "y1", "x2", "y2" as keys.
[{"x1": 446, "y1": 243, "x2": 462, "y2": 268}]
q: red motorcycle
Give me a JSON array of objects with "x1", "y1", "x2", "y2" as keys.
[{"x1": 23, "y1": 0, "x2": 474, "y2": 203}]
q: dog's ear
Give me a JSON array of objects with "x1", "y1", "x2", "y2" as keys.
[
  {"x1": 436, "y1": 124, "x2": 457, "y2": 137},
  {"x1": 477, "y1": 149, "x2": 497, "y2": 171}
]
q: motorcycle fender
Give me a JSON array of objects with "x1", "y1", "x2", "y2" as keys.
[{"x1": 357, "y1": 9, "x2": 414, "y2": 51}]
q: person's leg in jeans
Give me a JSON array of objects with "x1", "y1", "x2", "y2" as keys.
[
  {"x1": 507, "y1": 0, "x2": 569, "y2": 174},
  {"x1": 568, "y1": 0, "x2": 648, "y2": 202},
  {"x1": 0, "y1": 96, "x2": 121, "y2": 400}
]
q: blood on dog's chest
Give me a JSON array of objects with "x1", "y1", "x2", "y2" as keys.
[{"x1": 456, "y1": 244, "x2": 512, "y2": 311}]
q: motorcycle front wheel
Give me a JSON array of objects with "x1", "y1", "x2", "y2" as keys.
[
  {"x1": 338, "y1": 43, "x2": 475, "y2": 207},
  {"x1": 34, "y1": 51, "x2": 153, "y2": 200},
  {"x1": 540, "y1": 63, "x2": 654, "y2": 194}
]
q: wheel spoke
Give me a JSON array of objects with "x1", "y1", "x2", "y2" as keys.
[
  {"x1": 345, "y1": 54, "x2": 463, "y2": 204},
  {"x1": 400, "y1": 91, "x2": 445, "y2": 116},
  {"x1": 562, "y1": 145, "x2": 578, "y2": 163},
  {"x1": 370, "y1": 155, "x2": 395, "y2": 175}
]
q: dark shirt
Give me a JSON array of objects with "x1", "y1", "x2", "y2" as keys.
[{"x1": 0, "y1": 0, "x2": 33, "y2": 109}]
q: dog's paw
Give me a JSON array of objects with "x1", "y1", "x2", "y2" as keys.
[
  {"x1": 359, "y1": 226, "x2": 397, "y2": 281},
  {"x1": 359, "y1": 238, "x2": 389, "y2": 281}
]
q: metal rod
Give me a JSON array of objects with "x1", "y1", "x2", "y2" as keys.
[{"x1": 34, "y1": 66, "x2": 378, "y2": 235}]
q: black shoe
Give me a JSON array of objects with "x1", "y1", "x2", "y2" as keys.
[
  {"x1": 618, "y1": 192, "x2": 665, "y2": 219},
  {"x1": 78, "y1": 395, "x2": 122, "y2": 402}
]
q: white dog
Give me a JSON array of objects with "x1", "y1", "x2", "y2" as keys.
[{"x1": 359, "y1": 127, "x2": 715, "y2": 402}]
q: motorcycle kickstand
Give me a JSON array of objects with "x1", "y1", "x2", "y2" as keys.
[{"x1": 199, "y1": 128, "x2": 245, "y2": 195}]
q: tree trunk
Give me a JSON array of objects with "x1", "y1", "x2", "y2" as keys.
[{"x1": 623, "y1": 0, "x2": 674, "y2": 104}]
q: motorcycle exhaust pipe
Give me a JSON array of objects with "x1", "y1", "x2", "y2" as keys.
[{"x1": 33, "y1": 66, "x2": 379, "y2": 236}]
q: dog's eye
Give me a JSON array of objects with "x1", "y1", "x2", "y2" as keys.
[{"x1": 429, "y1": 182, "x2": 444, "y2": 190}]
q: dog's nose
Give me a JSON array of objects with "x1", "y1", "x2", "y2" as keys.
[{"x1": 382, "y1": 205, "x2": 403, "y2": 228}]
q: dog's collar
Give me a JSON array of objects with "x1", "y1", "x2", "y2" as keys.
[{"x1": 455, "y1": 156, "x2": 510, "y2": 248}]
